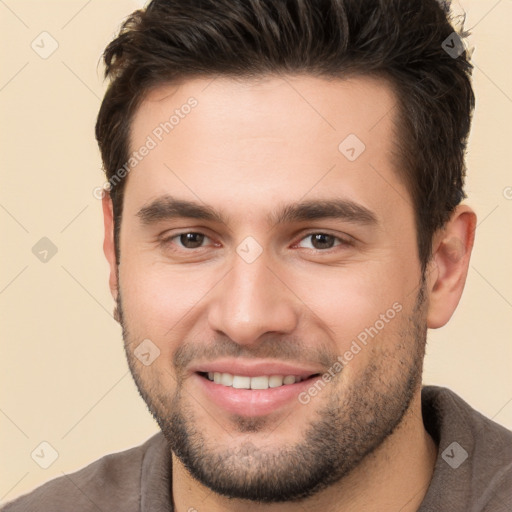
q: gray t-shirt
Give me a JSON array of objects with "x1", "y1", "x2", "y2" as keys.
[{"x1": 2, "y1": 386, "x2": 511, "y2": 511}]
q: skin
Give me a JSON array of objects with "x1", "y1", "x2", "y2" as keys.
[{"x1": 102, "y1": 75, "x2": 476, "y2": 511}]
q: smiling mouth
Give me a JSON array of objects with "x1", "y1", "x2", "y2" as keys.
[{"x1": 197, "y1": 371, "x2": 321, "y2": 390}]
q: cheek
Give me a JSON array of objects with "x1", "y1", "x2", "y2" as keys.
[
  {"x1": 118, "y1": 259, "x2": 215, "y2": 351},
  {"x1": 293, "y1": 262, "x2": 414, "y2": 383},
  {"x1": 293, "y1": 263, "x2": 403, "y2": 335}
]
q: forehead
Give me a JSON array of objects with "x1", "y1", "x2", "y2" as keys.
[
  {"x1": 131, "y1": 74, "x2": 398, "y2": 153},
  {"x1": 125, "y1": 74, "x2": 410, "y2": 226}
]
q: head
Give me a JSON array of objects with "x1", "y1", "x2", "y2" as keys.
[{"x1": 96, "y1": 0, "x2": 476, "y2": 503}]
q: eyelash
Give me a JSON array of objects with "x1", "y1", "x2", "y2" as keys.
[{"x1": 160, "y1": 231, "x2": 353, "y2": 253}]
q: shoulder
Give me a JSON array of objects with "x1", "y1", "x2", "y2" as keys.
[
  {"x1": 0, "y1": 433, "x2": 165, "y2": 512},
  {"x1": 421, "y1": 386, "x2": 512, "y2": 510},
  {"x1": 422, "y1": 385, "x2": 512, "y2": 448}
]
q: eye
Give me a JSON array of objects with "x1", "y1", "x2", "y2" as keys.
[
  {"x1": 295, "y1": 232, "x2": 350, "y2": 251},
  {"x1": 160, "y1": 231, "x2": 352, "y2": 253},
  {"x1": 164, "y1": 232, "x2": 213, "y2": 250}
]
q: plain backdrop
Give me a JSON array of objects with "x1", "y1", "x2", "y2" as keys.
[{"x1": 1, "y1": 0, "x2": 511, "y2": 504}]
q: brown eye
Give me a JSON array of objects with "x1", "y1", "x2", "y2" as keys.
[
  {"x1": 178, "y1": 232, "x2": 206, "y2": 249},
  {"x1": 297, "y1": 233, "x2": 344, "y2": 250},
  {"x1": 310, "y1": 233, "x2": 336, "y2": 249}
]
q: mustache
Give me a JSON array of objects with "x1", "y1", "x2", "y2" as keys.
[
  {"x1": 116, "y1": 285, "x2": 342, "y2": 373},
  {"x1": 173, "y1": 335, "x2": 337, "y2": 372}
]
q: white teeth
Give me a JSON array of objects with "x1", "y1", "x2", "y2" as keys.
[
  {"x1": 250, "y1": 376, "x2": 269, "y2": 389},
  {"x1": 232, "y1": 375, "x2": 251, "y2": 389},
  {"x1": 206, "y1": 372, "x2": 303, "y2": 389},
  {"x1": 221, "y1": 373, "x2": 234, "y2": 386},
  {"x1": 268, "y1": 375, "x2": 284, "y2": 387}
]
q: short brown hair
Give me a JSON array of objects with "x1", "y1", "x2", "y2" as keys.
[{"x1": 95, "y1": 0, "x2": 474, "y2": 270}]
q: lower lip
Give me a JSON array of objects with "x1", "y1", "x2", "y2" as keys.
[{"x1": 192, "y1": 373, "x2": 316, "y2": 417}]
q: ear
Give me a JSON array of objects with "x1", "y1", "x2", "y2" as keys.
[
  {"x1": 426, "y1": 205, "x2": 477, "y2": 328},
  {"x1": 102, "y1": 192, "x2": 119, "y2": 302}
]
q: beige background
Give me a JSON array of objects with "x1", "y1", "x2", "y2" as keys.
[{"x1": 1, "y1": 0, "x2": 511, "y2": 504}]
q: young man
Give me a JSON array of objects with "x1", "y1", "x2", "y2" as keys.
[{"x1": 3, "y1": 0, "x2": 511, "y2": 511}]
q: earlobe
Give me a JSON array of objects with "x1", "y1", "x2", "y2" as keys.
[
  {"x1": 426, "y1": 205, "x2": 477, "y2": 329},
  {"x1": 102, "y1": 192, "x2": 119, "y2": 302}
]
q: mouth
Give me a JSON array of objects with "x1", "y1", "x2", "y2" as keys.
[
  {"x1": 192, "y1": 368, "x2": 323, "y2": 417},
  {"x1": 197, "y1": 371, "x2": 321, "y2": 390}
]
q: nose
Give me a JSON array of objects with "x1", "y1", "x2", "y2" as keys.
[{"x1": 207, "y1": 252, "x2": 299, "y2": 346}]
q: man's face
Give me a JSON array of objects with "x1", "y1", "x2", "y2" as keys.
[{"x1": 113, "y1": 75, "x2": 428, "y2": 501}]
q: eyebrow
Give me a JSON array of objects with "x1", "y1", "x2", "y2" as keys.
[{"x1": 136, "y1": 194, "x2": 378, "y2": 228}]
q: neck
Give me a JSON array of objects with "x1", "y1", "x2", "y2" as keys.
[{"x1": 171, "y1": 391, "x2": 438, "y2": 512}]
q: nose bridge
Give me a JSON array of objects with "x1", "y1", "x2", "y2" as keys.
[{"x1": 207, "y1": 251, "x2": 297, "y2": 345}]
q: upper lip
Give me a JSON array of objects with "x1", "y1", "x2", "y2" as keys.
[{"x1": 191, "y1": 359, "x2": 322, "y2": 379}]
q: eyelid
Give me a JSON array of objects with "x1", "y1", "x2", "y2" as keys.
[
  {"x1": 159, "y1": 230, "x2": 216, "y2": 249},
  {"x1": 292, "y1": 230, "x2": 354, "y2": 250},
  {"x1": 160, "y1": 229, "x2": 354, "y2": 253}
]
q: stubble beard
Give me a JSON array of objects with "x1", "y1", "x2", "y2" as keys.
[{"x1": 118, "y1": 282, "x2": 427, "y2": 503}]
